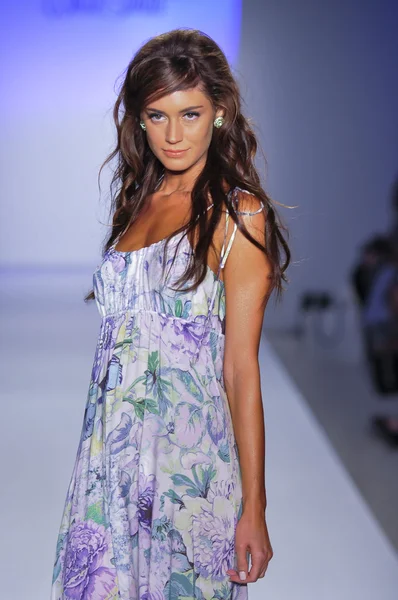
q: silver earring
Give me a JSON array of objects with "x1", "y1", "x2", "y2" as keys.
[
  {"x1": 140, "y1": 120, "x2": 146, "y2": 131},
  {"x1": 213, "y1": 116, "x2": 224, "y2": 128}
]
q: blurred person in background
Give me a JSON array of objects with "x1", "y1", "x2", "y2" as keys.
[
  {"x1": 387, "y1": 177, "x2": 398, "y2": 257},
  {"x1": 351, "y1": 176, "x2": 398, "y2": 446}
]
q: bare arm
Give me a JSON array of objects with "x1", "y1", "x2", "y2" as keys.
[{"x1": 222, "y1": 192, "x2": 274, "y2": 583}]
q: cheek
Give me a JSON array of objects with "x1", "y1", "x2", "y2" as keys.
[
  {"x1": 147, "y1": 128, "x2": 163, "y2": 147},
  {"x1": 186, "y1": 121, "x2": 213, "y2": 145}
]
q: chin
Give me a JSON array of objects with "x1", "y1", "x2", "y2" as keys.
[{"x1": 160, "y1": 158, "x2": 195, "y2": 171}]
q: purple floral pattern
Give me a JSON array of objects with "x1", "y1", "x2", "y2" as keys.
[
  {"x1": 51, "y1": 201, "x2": 247, "y2": 600},
  {"x1": 62, "y1": 520, "x2": 117, "y2": 600}
]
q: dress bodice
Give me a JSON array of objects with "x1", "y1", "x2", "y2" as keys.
[
  {"x1": 92, "y1": 186, "x2": 263, "y2": 365},
  {"x1": 93, "y1": 227, "x2": 225, "y2": 321},
  {"x1": 92, "y1": 228, "x2": 226, "y2": 370}
]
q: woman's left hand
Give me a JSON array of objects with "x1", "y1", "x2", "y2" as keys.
[{"x1": 226, "y1": 508, "x2": 273, "y2": 584}]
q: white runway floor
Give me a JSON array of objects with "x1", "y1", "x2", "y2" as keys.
[{"x1": 1, "y1": 271, "x2": 397, "y2": 600}]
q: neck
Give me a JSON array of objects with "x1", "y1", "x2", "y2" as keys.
[{"x1": 158, "y1": 161, "x2": 205, "y2": 195}]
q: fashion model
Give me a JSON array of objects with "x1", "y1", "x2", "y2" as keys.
[{"x1": 51, "y1": 28, "x2": 290, "y2": 600}]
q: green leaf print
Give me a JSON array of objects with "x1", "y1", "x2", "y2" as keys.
[
  {"x1": 54, "y1": 532, "x2": 66, "y2": 561},
  {"x1": 189, "y1": 570, "x2": 205, "y2": 600},
  {"x1": 193, "y1": 463, "x2": 217, "y2": 498},
  {"x1": 124, "y1": 374, "x2": 146, "y2": 394},
  {"x1": 170, "y1": 465, "x2": 216, "y2": 499},
  {"x1": 52, "y1": 559, "x2": 61, "y2": 584},
  {"x1": 181, "y1": 299, "x2": 192, "y2": 320},
  {"x1": 113, "y1": 336, "x2": 135, "y2": 349},
  {"x1": 131, "y1": 531, "x2": 139, "y2": 549},
  {"x1": 85, "y1": 501, "x2": 106, "y2": 525},
  {"x1": 172, "y1": 552, "x2": 192, "y2": 573},
  {"x1": 157, "y1": 376, "x2": 173, "y2": 416},
  {"x1": 144, "y1": 397, "x2": 159, "y2": 414},
  {"x1": 131, "y1": 351, "x2": 174, "y2": 417},
  {"x1": 210, "y1": 330, "x2": 219, "y2": 362},
  {"x1": 213, "y1": 583, "x2": 233, "y2": 599},
  {"x1": 170, "y1": 473, "x2": 201, "y2": 498},
  {"x1": 148, "y1": 350, "x2": 159, "y2": 373},
  {"x1": 134, "y1": 399, "x2": 145, "y2": 420},
  {"x1": 217, "y1": 442, "x2": 231, "y2": 463},
  {"x1": 174, "y1": 298, "x2": 183, "y2": 318},
  {"x1": 174, "y1": 368, "x2": 204, "y2": 403},
  {"x1": 172, "y1": 473, "x2": 195, "y2": 488},
  {"x1": 163, "y1": 573, "x2": 194, "y2": 600},
  {"x1": 237, "y1": 498, "x2": 243, "y2": 520},
  {"x1": 144, "y1": 546, "x2": 151, "y2": 566},
  {"x1": 123, "y1": 397, "x2": 159, "y2": 420},
  {"x1": 170, "y1": 295, "x2": 192, "y2": 319},
  {"x1": 160, "y1": 489, "x2": 185, "y2": 510},
  {"x1": 193, "y1": 589, "x2": 205, "y2": 600},
  {"x1": 151, "y1": 515, "x2": 173, "y2": 541},
  {"x1": 52, "y1": 532, "x2": 67, "y2": 583}
]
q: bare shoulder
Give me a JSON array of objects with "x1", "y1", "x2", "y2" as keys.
[
  {"x1": 227, "y1": 186, "x2": 268, "y2": 246},
  {"x1": 224, "y1": 186, "x2": 272, "y2": 295},
  {"x1": 230, "y1": 186, "x2": 266, "y2": 216},
  {"x1": 208, "y1": 186, "x2": 268, "y2": 275},
  {"x1": 222, "y1": 188, "x2": 273, "y2": 364}
]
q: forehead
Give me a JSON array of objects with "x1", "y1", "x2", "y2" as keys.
[{"x1": 145, "y1": 87, "x2": 211, "y2": 111}]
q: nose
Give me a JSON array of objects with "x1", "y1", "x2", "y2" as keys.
[{"x1": 165, "y1": 118, "x2": 183, "y2": 144}]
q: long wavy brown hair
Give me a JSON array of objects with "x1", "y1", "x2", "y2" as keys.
[{"x1": 84, "y1": 28, "x2": 291, "y2": 305}]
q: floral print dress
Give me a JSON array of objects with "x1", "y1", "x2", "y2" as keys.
[{"x1": 51, "y1": 187, "x2": 262, "y2": 600}]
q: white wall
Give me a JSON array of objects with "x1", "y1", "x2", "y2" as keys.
[{"x1": 237, "y1": 0, "x2": 398, "y2": 329}]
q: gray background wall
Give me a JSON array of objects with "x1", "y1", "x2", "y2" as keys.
[{"x1": 237, "y1": 0, "x2": 398, "y2": 328}]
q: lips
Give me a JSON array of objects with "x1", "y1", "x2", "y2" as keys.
[{"x1": 163, "y1": 149, "x2": 188, "y2": 156}]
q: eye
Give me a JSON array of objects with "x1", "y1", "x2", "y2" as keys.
[
  {"x1": 184, "y1": 112, "x2": 200, "y2": 120},
  {"x1": 148, "y1": 113, "x2": 164, "y2": 122}
]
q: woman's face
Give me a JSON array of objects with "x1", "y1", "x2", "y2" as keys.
[{"x1": 140, "y1": 86, "x2": 224, "y2": 173}]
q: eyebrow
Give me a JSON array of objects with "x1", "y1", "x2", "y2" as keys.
[{"x1": 145, "y1": 105, "x2": 204, "y2": 114}]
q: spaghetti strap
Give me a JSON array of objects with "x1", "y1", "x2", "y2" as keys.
[
  {"x1": 219, "y1": 186, "x2": 265, "y2": 269},
  {"x1": 230, "y1": 186, "x2": 265, "y2": 215},
  {"x1": 220, "y1": 211, "x2": 238, "y2": 270}
]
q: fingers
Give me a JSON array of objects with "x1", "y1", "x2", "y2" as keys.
[
  {"x1": 236, "y1": 546, "x2": 249, "y2": 582},
  {"x1": 227, "y1": 547, "x2": 273, "y2": 584},
  {"x1": 227, "y1": 546, "x2": 249, "y2": 583},
  {"x1": 246, "y1": 550, "x2": 267, "y2": 582},
  {"x1": 260, "y1": 548, "x2": 273, "y2": 578}
]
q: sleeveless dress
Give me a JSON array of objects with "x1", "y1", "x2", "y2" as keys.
[{"x1": 51, "y1": 187, "x2": 263, "y2": 600}]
